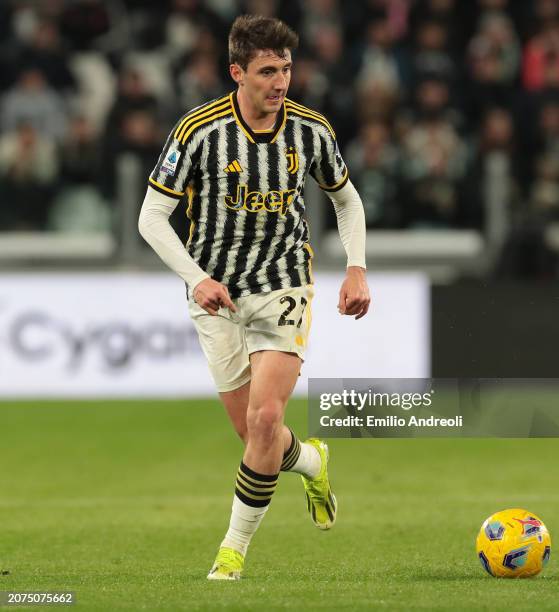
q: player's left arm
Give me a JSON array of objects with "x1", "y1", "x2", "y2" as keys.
[
  {"x1": 326, "y1": 180, "x2": 371, "y2": 320},
  {"x1": 309, "y1": 125, "x2": 371, "y2": 320}
]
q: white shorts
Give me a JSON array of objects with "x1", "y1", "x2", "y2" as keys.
[{"x1": 188, "y1": 285, "x2": 314, "y2": 392}]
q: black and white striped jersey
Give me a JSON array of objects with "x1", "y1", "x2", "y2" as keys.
[{"x1": 149, "y1": 90, "x2": 348, "y2": 298}]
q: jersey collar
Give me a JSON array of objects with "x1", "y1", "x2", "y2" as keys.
[{"x1": 230, "y1": 90, "x2": 286, "y2": 144}]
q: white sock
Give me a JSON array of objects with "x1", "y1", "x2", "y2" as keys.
[
  {"x1": 221, "y1": 495, "x2": 270, "y2": 556},
  {"x1": 290, "y1": 442, "x2": 321, "y2": 478},
  {"x1": 281, "y1": 430, "x2": 322, "y2": 478}
]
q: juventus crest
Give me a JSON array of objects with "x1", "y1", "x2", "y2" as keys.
[{"x1": 286, "y1": 146, "x2": 299, "y2": 174}]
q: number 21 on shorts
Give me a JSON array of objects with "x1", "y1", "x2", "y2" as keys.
[{"x1": 278, "y1": 295, "x2": 308, "y2": 327}]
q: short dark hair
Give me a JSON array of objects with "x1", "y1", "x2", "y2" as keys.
[{"x1": 228, "y1": 14, "x2": 299, "y2": 70}]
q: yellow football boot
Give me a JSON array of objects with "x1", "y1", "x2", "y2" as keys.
[
  {"x1": 301, "y1": 438, "x2": 337, "y2": 530},
  {"x1": 207, "y1": 547, "x2": 244, "y2": 581}
]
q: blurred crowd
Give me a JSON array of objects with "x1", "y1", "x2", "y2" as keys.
[{"x1": 1, "y1": 0, "x2": 559, "y2": 276}]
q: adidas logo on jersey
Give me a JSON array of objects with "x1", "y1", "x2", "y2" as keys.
[{"x1": 224, "y1": 159, "x2": 243, "y2": 173}]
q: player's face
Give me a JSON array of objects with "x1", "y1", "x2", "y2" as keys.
[{"x1": 236, "y1": 49, "x2": 292, "y2": 116}]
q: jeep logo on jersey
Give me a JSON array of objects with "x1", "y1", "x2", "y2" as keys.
[
  {"x1": 224, "y1": 184, "x2": 296, "y2": 216},
  {"x1": 286, "y1": 146, "x2": 299, "y2": 174}
]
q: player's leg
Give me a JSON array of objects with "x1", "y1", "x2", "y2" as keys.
[
  {"x1": 209, "y1": 350, "x2": 300, "y2": 580},
  {"x1": 219, "y1": 382, "x2": 294, "y2": 451},
  {"x1": 220, "y1": 382, "x2": 322, "y2": 478},
  {"x1": 207, "y1": 286, "x2": 334, "y2": 580},
  {"x1": 187, "y1": 297, "x2": 254, "y2": 580},
  {"x1": 240, "y1": 285, "x2": 336, "y2": 531},
  {"x1": 219, "y1": 382, "x2": 251, "y2": 443},
  {"x1": 242, "y1": 349, "x2": 300, "y2": 471}
]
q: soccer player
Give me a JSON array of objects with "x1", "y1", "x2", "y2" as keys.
[{"x1": 139, "y1": 14, "x2": 370, "y2": 580}]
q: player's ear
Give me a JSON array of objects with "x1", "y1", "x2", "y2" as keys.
[{"x1": 230, "y1": 63, "x2": 244, "y2": 85}]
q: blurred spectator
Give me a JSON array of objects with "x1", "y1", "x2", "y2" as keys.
[
  {"x1": 523, "y1": 19, "x2": 559, "y2": 91},
  {"x1": 176, "y1": 51, "x2": 226, "y2": 110},
  {"x1": 18, "y1": 19, "x2": 76, "y2": 91},
  {"x1": 530, "y1": 153, "x2": 559, "y2": 215},
  {"x1": 336, "y1": 0, "x2": 409, "y2": 43},
  {"x1": 1, "y1": 68, "x2": 67, "y2": 142},
  {"x1": 405, "y1": 19, "x2": 456, "y2": 89},
  {"x1": 464, "y1": 12, "x2": 520, "y2": 127},
  {"x1": 101, "y1": 67, "x2": 160, "y2": 198},
  {"x1": 165, "y1": 0, "x2": 226, "y2": 63},
  {"x1": 300, "y1": 0, "x2": 341, "y2": 42},
  {"x1": 469, "y1": 13, "x2": 519, "y2": 84},
  {"x1": 49, "y1": 115, "x2": 110, "y2": 233},
  {"x1": 497, "y1": 143, "x2": 559, "y2": 277},
  {"x1": 60, "y1": 115, "x2": 101, "y2": 186},
  {"x1": 528, "y1": 94, "x2": 559, "y2": 215},
  {"x1": 102, "y1": 108, "x2": 162, "y2": 200},
  {"x1": 0, "y1": 122, "x2": 58, "y2": 230},
  {"x1": 534, "y1": 0, "x2": 559, "y2": 24},
  {"x1": 460, "y1": 108, "x2": 521, "y2": 240},
  {"x1": 166, "y1": 26, "x2": 224, "y2": 120},
  {"x1": 410, "y1": 0, "x2": 469, "y2": 58},
  {"x1": 355, "y1": 77, "x2": 400, "y2": 125},
  {"x1": 536, "y1": 98, "x2": 559, "y2": 156},
  {"x1": 344, "y1": 120, "x2": 402, "y2": 228},
  {"x1": 10, "y1": 2, "x2": 41, "y2": 47},
  {"x1": 519, "y1": 95, "x2": 559, "y2": 184},
  {"x1": 104, "y1": 68, "x2": 159, "y2": 146},
  {"x1": 400, "y1": 76, "x2": 467, "y2": 226},
  {"x1": 376, "y1": 0, "x2": 410, "y2": 43},
  {"x1": 125, "y1": 3, "x2": 166, "y2": 51},
  {"x1": 287, "y1": 54, "x2": 329, "y2": 110},
  {"x1": 308, "y1": 24, "x2": 356, "y2": 144},
  {"x1": 355, "y1": 17, "x2": 405, "y2": 102},
  {"x1": 68, "y1": 52, "x2": 116, "y2": 132},
  {"x1": 59, "y1": 0, "x2": 112, "y2": 51},
  {"x1": 310, "y1": 23, "x2": 346, "y2": 76}
]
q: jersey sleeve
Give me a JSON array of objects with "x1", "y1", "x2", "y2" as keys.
[
  {"x1": 149, "y1": 115, "x2": 200, "y2": 199},
  {"x1": 309, "y1": 126, "x2": 349, "y2": 192}
]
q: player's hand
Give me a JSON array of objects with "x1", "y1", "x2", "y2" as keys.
[
  {"x1": 193, "y1": 278, "x2": 237, "y2": 316},
  {"x1": 338, "y1": 266, "x2": 371, "y2": 320}
]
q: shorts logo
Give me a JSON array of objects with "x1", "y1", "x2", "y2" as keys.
[
  {"x1": 161, "y1": 148, "x2": 181, "y2": 176},
  {"x1": 286, "y1": 146, "x2": 299, "y2": 174},
  {"x1": 224, "y1": 184, "x2": 296, "y2": 216}
]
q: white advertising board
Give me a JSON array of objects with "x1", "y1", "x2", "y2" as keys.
[{"x1": 0, "y1": 272, "x2": 429, "y2": 397}]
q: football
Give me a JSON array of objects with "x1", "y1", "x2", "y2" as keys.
[{"x1": 476, "y1": 508, "x2": 551, "y2": 578}]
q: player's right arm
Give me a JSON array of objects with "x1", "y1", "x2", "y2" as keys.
[
  {"x1": 139, "y1": 187, "x2": 236, "y2": 316},
  {"x1": 139, "y1": 112, "x2": 235, "y2": 315}
]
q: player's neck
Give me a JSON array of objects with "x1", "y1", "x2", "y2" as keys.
[{"x1": 236, "y1": 88, "x2": 278, "y2": 131}]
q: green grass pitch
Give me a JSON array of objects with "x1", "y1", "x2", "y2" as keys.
[{"x1": 0, "y1": 399, "x2": 557, "y2": 610}]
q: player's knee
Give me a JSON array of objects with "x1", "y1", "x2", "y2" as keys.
[{"x1": 246, "y1": 399, "x2": 284, "y2": 441}]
